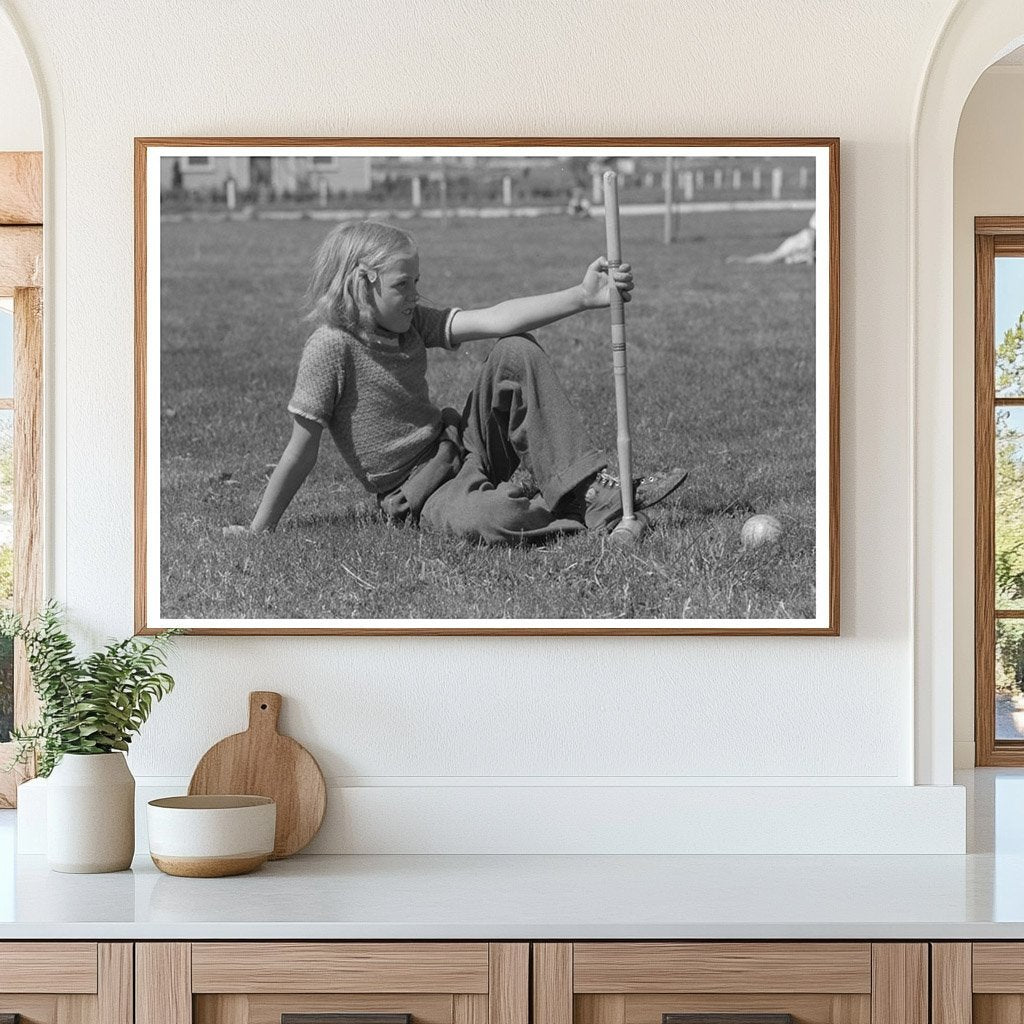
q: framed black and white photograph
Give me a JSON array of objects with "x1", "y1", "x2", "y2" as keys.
[{"x1": 135, "y1": 137, "x2": 839, "y2": 635}]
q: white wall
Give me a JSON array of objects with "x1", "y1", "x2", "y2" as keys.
[
  {"x1": 1, "y1": 0, "x2": 972, "y2": 852},
  {"x1": 952, "y1": 66, "x2": 1024, "y2": 767},
  {"x1": 0, "y1": 8, "x2": 39, "y2": 151}
]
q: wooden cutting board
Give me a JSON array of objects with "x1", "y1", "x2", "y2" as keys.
[{"x1": 188, "y1": 691, "x2": 327, "y2": 859}]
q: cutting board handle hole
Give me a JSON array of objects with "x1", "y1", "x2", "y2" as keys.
[{"x1": 260, "y1": 703, "x2": 268, "y2": 710}]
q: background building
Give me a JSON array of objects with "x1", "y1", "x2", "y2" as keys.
[{"x1": 159, "y1": 154, "x2": 371, "y2": 199}]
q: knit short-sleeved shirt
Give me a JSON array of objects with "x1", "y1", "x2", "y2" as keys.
[{"x1": 288, "y1": 304, "x2": 461, "y2": 495}]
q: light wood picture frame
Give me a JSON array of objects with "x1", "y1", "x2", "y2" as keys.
[{"x1": 135, "y1": 137, "x2": 839, "y2": 636}]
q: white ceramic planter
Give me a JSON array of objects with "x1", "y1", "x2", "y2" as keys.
[{"x1": 46, "y1": 752, "x2": 135, "y2": 873}]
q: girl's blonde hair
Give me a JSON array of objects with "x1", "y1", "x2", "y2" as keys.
[{"x1": 306, "y1": 220, "x2": 416, "y2": 333}]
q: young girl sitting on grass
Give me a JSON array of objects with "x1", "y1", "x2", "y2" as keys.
[{"x1": 227, "y1": 220, "x2": 684, "y2": 545}]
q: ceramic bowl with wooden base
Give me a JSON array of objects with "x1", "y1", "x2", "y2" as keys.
[{"x1": 147, "y1": 795, "x2": 276, "y2": 877}]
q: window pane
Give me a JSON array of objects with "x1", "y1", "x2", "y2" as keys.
[
  {"x1": 998, "y1": 620, "x2": 1024, "y2": 740},
  {"x1": 0, "y1": 305, "x2": 14, "y2": 398},
  {"x1": 997, "y1": 407, "x2": 1024, "y2": 609},
  {"x1": 996, "y1": 256, "x2": 1024, "y2": 397}
]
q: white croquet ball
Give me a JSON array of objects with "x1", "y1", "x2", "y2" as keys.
[{"x1": 741, "y1": 514, "x2": 783, "y2": 549}]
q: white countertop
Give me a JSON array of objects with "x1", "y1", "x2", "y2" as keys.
[
  {"x1": 1, "y1": 768, "x2": 1022, "y2": 941},
  {"x1": 0, "y1": 848, "x2": 1023, "y2": 940}
]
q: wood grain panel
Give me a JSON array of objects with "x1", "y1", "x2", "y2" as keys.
[
  {"x1": 870, "y1": 945, "x2": 927, "y2": 1024},
  {"x1": 133, "y1": 136, "x2": 148, "y2": 633},
  {"x1": 0, "y1": 944, "x2": 97, "y2": 993},
  {"x1": 56, "y1": 994, "x2": 94, "y2": 1024},
  {"x1": 488, "y1": 944, "x2": 527, "y2": 1024},
  {"x1": 932, "y1": 945, "x2": 971, "y2": 1024},
  {"x1": 195, "y1": 995, "x2": 247, "y2": 1024},
  {"x1": 576, "y1": 996, "x2": 625, "y2": 1024},
  {"x1": 0, "y1": 227, "x2": 42, "y2": 295},
  {"x1": 453, "y1": 995, "x2": 487, "y2": 1024},
  {"x1": 994, "y1": 238, "x2": 1024, "y2": 256},
  {"x1": 0, "y1": 995, "x2": 59, "y2": 1024},
  {"x1": 192, "y1": 944, "x2": 489, "y2": 994},
  {"x1": 976, "y1": 230, "x2": 998, "y2": 766},
  {"x1": 98, "y1": 945, "x2": 132, "y2": 1024},
  {"x1": 972, "y1": 944, "x2": 1024, "y2": 992},
  {"x1": 573, "y1": 944, "x2": 871, "y2": 994},
  {"x1": 14, "y1": 286, "x2": 43, "y2": 731},
  {"x1": 533, "y1": 944, "x2": 572, "y2": 1024},
  {"x1": 187, "y1": 690, "x2": 327, "y2": 859},
  {"x1": 977, "y1": 218, "x2": 1024, "y2": 236},
  {"x1": 974, "y1": 996, "x2": 1024, "y2": 1024},
  {"x1": 0, "y1": 754, "x2": 14, "y2": 808},
  {"x1": 242, "y1": 994, "x2": 453, "y2": 1024},
  {"x1": 0, "y1": 285, "x2": 43, "y2": 805},
  {"x1": 136, "y1": 943, "x2": 192, "y2": 1024},
  {"x1": 0, "y1": 744, "x2": 32, "y2": 808},
  {"x1": 623, "y1": 993, "x2": 863, "y2": 1024},
  {"x1": 827, "y1": 132, "x2": 841, "y2": 636},
  {"x1": 0, "y1": 153, "x2": 42, "y2": 225},
  {"x1": 831, "y1": 995, "x2": 872, "y2": 1024}
]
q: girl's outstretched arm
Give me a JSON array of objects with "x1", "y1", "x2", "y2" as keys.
[
  {"x1": 449, "y1": 256, "x2": 633, "y2": 343},
  {"x1": 236, "y1": 415, "x2": 323, "y2": 534}
]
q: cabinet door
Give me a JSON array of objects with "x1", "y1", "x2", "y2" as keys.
[
  {"x1": 944, "y1": 943, "x2": 1024, "y2": 1024},
  {"x1": 137, "y1": 943, "x2": 528, "y2": 1024},
  {"x1": 0, "y1": 943, "x2": 131, "y2": 1024},
  {"x1": 533, "y1": 944, "x2": 927, "y2": 1024}
]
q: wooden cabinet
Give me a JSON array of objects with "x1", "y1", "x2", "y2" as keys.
[
  {"x1": 932, "y1": 943, "x2": 1024, "y2": 1024},
  {"x1": 0, "y1": 943, "x2": 132, "y2": 1024},
  {"x1": 532, "y1": 944, "x2": 928, "y2": 1024},
  {"x1": 0, "y1": 938, "x2": 951, "y2": 1024},
  {"x1": 926, "y1": 943, "x2": 1024, "y2": 1024},
  {"x1": 136, "y1": 944, "x2": 528, "y2": 1024}
]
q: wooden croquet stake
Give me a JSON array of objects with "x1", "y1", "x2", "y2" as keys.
[{"x1": 603, "y1": 170, "x2": 636, "y2": 524}]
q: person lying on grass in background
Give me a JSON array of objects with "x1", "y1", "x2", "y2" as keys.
[
  {"x1": 224, "y1": 220, "x2": 685, "y2": 546},
  {"x1": 726, "y1": 212, "x2": 816, "y2": 265}
]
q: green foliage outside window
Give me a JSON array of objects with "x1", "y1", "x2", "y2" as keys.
[{"x1": 996, "y1": 312, "x2": 1024, "y2": 693}]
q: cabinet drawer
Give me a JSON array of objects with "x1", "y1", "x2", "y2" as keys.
[
  {"x1": 140, "y1": 942, "x2": 528, "y2": 1024},
  {"x1": 191, "y1": 944, "x2": 490, "y2": 994},
  {"x1": 973, "y1": 944, "x2": 1024, "y2": 992},
  {"x1": 572, "y1": 944, "x2": 871, "y2": 994},
  {"x1": 0, "y1": 942, "x2": 98, "y2": 993},
  {"x1": 533, "y1": 943, "x2": 925, "y2": 1024}
]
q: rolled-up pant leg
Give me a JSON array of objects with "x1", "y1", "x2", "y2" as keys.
[
  {"x1": 419, "y1": 456, "x2": 587, "y2": 545},
  {"x1": 419, "y1": 334, "x2": 606, "y2": 544},
  {"x1": 464, "y1": 333, "x2": 606, "y2": 507}
]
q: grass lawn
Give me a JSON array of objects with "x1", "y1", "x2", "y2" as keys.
[{"x1": 158, "y1": 210, "x2": 818, "y2": 622}]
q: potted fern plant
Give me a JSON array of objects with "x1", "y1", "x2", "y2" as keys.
[{"x1": 2, "y1": 603, "x2": 179, "y2": 873}]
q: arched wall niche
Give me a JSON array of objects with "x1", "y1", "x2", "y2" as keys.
[
  {"x1": 950, "y1": 45, "x2": 1024, "y2": 769},
  {"x1": 914, "y1": 0, "x2": 1024, "y2": 785}
]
